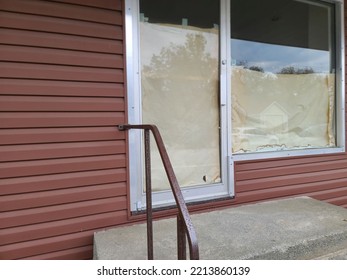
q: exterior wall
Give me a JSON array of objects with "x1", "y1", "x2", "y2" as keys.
[
  {"x1": 1, "y1": 0, "x2": 347, "y2": 260},
  {"x1": 0, "y1": 0, "x2": 127, "y2": 259}
]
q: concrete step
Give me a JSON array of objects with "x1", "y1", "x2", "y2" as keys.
[
  {"x1": 93, "y1": 197, "x2": 347, "y2": 260},
  {"x1": 314, "y1": 248, "x2": 347, "y2": 260}
]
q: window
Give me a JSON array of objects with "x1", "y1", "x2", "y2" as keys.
[
  {"x1": 230, "y1": 0, "x2": 345, "y2": 158},
  {"x1": 139, "y1": 0, "x2": 221, "y2": 191}
]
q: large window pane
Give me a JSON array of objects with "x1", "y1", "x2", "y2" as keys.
[
  {"x1": 231, "y1": 0, "x2": 336, "y2": 153},
  {"x1": 140, "y1": 0, "x2": 221, "y2": 191}
]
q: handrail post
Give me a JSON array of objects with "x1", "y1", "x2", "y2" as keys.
[
  {"x1": 177, "y1": 214, "x2": 186, "y2": 260},
  {"x1": 144, "y1": 129, "x2": 154, "y2": 260}
]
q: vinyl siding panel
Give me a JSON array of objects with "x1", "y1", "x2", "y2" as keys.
[
  {"x1": 0, "y1": 141, "x2": 125, "y2": 161},
  {"x1": 0, "y1": 96, "x2": 124, "y2": 112},
  {"x1": 1, "y1": 0, "x2": 122, "y2": 24},
  {"x1": 49, "y1": 0, "x2": 121, "y2": 10},
  {"x1": 2, "y1": 62, "x2": 123, "y2": 82},
  {"x1": 1, "y1": 169, "x2": 126, "y2": 195},
  {"x1": 233, "y1": 154, "x2": 347, "y2": 207},
  {"x1": 1, "y1": 211, "x2": 127, "y2": 259},
  {"x1": 0, "y1": 0, "x2": 126, "y2": 260},
  {"x1": 0, "y1": 28, "x2": 123, "y2": 54},
  {"x1": 0, "y1": 45, "x2": 123, "y2": 68},
  {"x1": 0, "y1": 11, "x2": 122, "y2": 39},
  {"x1": 1, "y1": 79, "x2": 124, "y2": 97}
]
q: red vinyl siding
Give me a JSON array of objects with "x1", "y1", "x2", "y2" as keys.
[
  {"x1": 1, "y1": 0, "x2": 347, "y2": 261},
  {"x1": 233, "y1": 154, "x2": 347, "y2": 207},
  {"x1": 0, "y1": 0, "x2": 126, "y2": 259}
]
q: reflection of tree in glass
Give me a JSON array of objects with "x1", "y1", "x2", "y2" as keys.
[
  {"x1": 278, "y1": 66, "x2": 315, "y2": 74},
  {"x1": 143, "y1": 33, "x2": 218, "y2": 93},
  {"x1": 248, "y1": 66, "x2": 264, "y2": 73},
  {"x1": 235, "y1": 60, "x2": 264, "y2": 73},
  {"x1": 142, "y1": 32, "x2": 219, "y2": 147}
]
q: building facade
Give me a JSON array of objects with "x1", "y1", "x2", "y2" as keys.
[{"x1": 1, "y1": 0, "x2": 347, "y2": 259}]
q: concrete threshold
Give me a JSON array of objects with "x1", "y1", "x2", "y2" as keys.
[{"x1": 93, "y1": 197, "x2": 347, "y2": 260}]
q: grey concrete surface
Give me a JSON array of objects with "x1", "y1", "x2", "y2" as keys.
[
  {"x1": 315, "y1": 248, "x2": 347, "y2": 260},
  {"x1": 93, "y1": 197, "x2": 347, "y2": 260}
]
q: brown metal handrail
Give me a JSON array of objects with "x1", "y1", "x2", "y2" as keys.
[{"x1": 118, "y1": 124, "x2": 199, "y2": 260}]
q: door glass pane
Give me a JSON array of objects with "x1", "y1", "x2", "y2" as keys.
[
  {"x1": 230, "y1": 0, "x2": 336, "y2": 154},
  {"x1": 140, "y1": 0, "x2": 221, "y2": 191}
]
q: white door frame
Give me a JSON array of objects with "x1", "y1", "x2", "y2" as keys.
[{"x1": 124, "y1": 0, "x2": 234, "y2": 212}]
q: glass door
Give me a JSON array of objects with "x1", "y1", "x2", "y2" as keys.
[{"x1": 126, "y1": 0, "x2": 233, "y2": 211}]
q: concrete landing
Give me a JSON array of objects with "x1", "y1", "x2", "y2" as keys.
[{"x1": 93, "y1": 197, "x2": 347, "y2": 260}]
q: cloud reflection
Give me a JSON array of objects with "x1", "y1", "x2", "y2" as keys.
[{"x1": 231, "y1": 39, "x2": 331, "y2": 74}]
